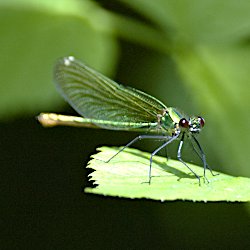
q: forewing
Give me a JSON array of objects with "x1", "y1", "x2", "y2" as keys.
[{"x1": 54, "y1": 56, "x2": 167, "y2": 127}]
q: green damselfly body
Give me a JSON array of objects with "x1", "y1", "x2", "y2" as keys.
[{"x1": 38, "y1": 56, "x2": 217, "y2": 185}]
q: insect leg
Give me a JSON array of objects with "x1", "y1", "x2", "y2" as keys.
[
  {"x1": 191, "y1": 136, "x2": 218, "y2": 179},
  {"x1": 177, "y1": 134, "x2": 201, "y2": 185},
  {"x1": 106, "y1": 134, "x2": 171, "y2": 163},
  {"x1": 164, "y1": 140, "x2": 169, "y2": 161},
  {"x1": 147, "y1": 134, "x2": 179, "y2": 184}
]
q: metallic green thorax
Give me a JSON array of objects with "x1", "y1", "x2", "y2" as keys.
[{"x1": 159, "y1": 107, "x2": 183, "y2": 135}]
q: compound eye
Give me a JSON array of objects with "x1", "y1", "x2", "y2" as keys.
[
  {"x1": 198, "y1": 116, "x2": 205, "y2": 127},
  {"x1": 179, "y1": 118, "x2": 189, "y2": 128}
]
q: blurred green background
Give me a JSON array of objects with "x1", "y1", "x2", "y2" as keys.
[{"x1": 1, "y1": 0, "x2": 250, "y2": 249}]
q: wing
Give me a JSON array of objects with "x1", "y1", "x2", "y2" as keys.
[{"x1": 54, "y1": 56, "x2": 167, "y2": 129}]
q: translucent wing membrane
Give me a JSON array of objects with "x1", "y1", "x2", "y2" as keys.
[{"x1": 54, "y1": 56, "x2": 167, "y2": 130}]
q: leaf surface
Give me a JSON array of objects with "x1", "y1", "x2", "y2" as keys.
[{"x1": 85, "y1": 147, "x2": 250, "y2": 202}]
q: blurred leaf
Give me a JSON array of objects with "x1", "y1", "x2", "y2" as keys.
[
  {"x1": 107, "y1": 12, "x2": 170, "y2": 54},
  {"x1": 85, "y1": 147, "x2": 250, "y2": 202},
  {"x1": 0, "y1": 0, "x2": 118, "y2": 119},
  {"x1": 120, "y1": 0, "x2": 250, "y2": 44}
]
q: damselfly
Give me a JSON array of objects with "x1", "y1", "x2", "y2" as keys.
[{"x1": 38, "y1": 56, "x2": 217, "y2": 185}]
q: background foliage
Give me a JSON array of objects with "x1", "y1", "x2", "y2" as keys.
[{"x1": 1, "y1": 0, "x2": 249, "y2": 249}]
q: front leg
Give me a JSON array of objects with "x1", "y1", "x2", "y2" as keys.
[{"x1": 177, "y1": 134, "x2": 201, "y2": 185}]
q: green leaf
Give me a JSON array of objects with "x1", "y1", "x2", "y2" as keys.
[{"x1": 85, "y1": 146, "x2": 250, "y2": 202}]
